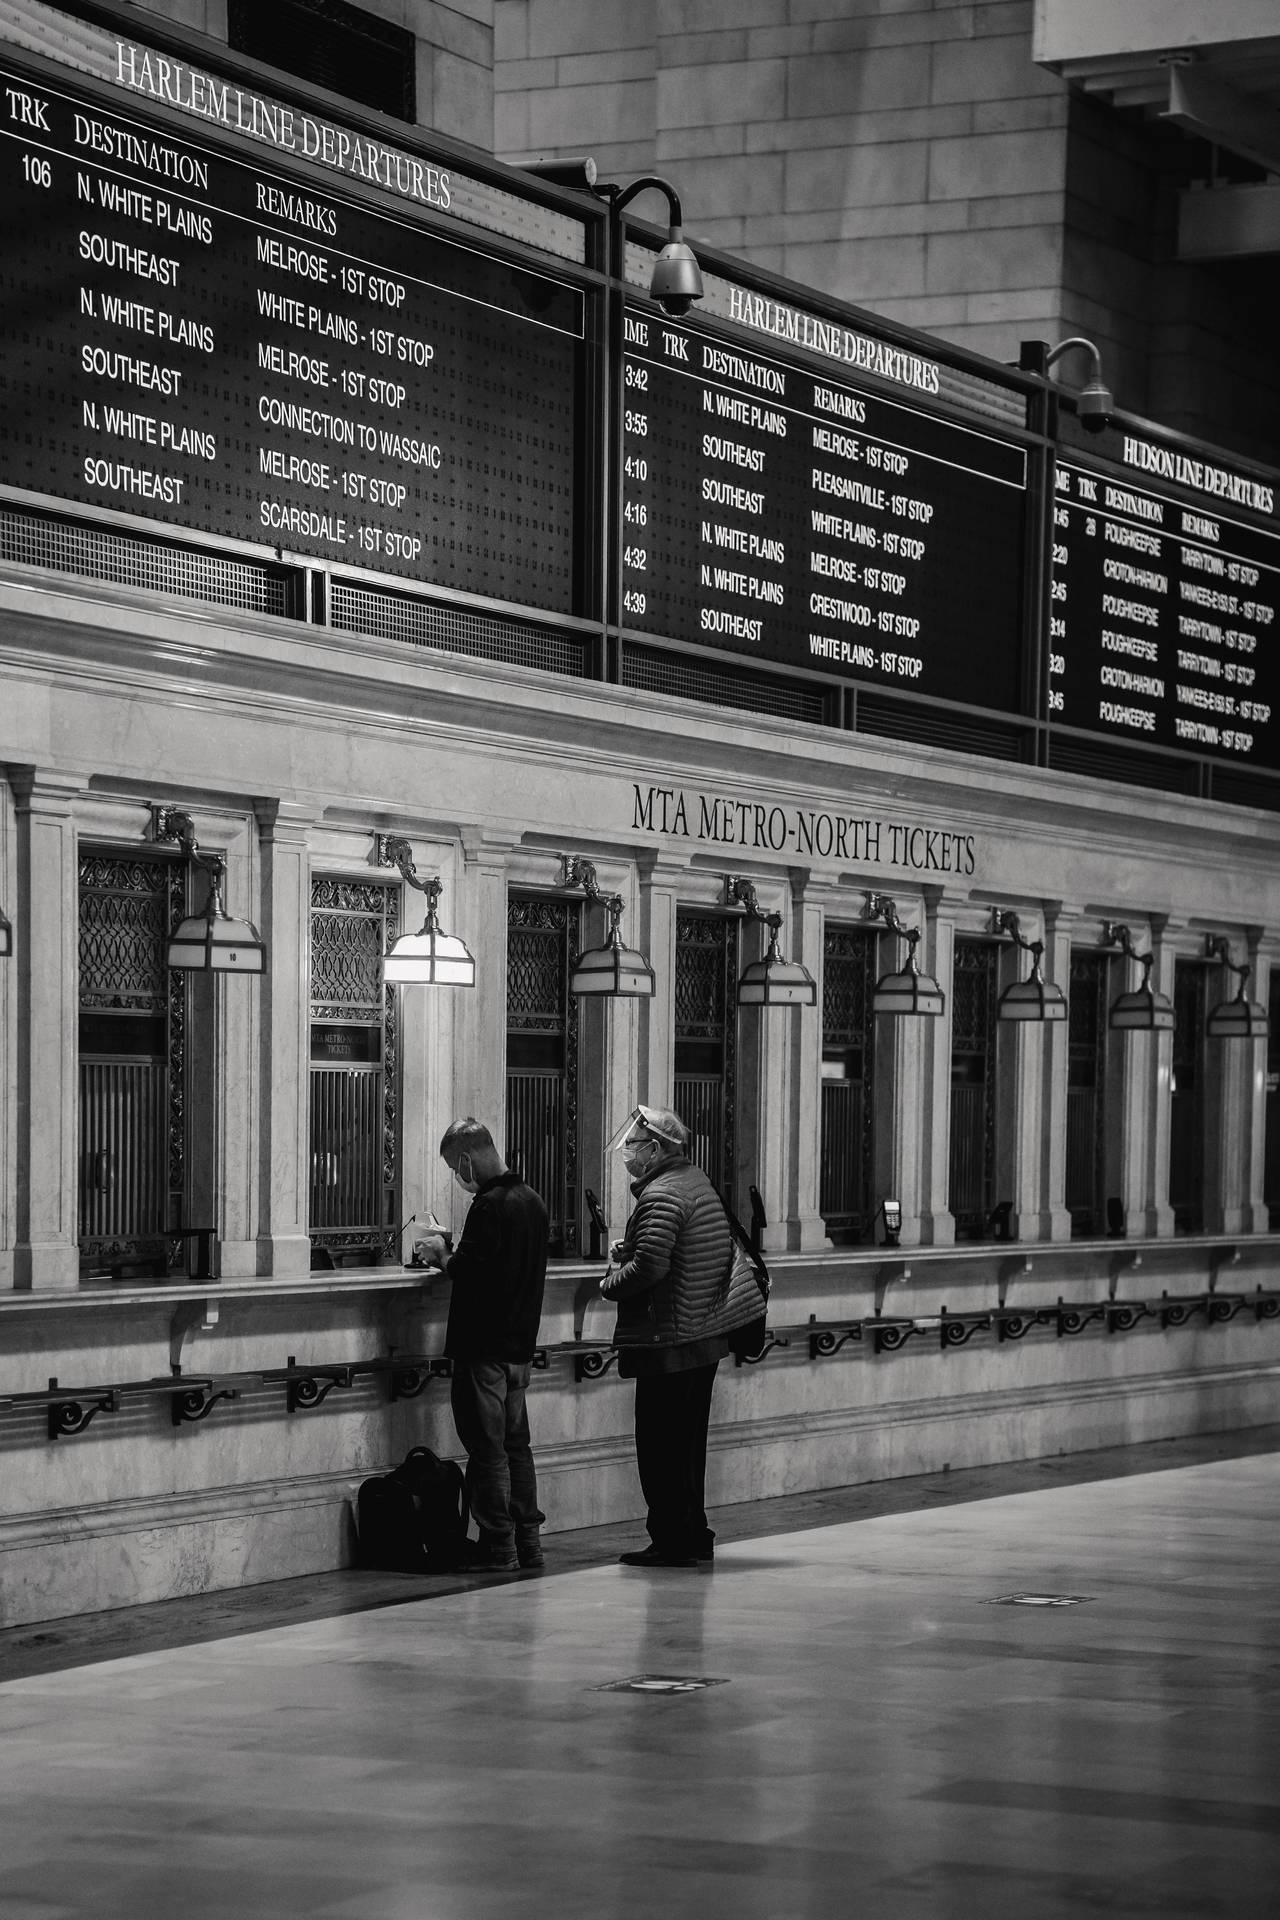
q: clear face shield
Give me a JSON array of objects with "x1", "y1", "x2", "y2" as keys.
[{"x1": 606, "y1": 1104, "x2": 686, "y2": 1157}]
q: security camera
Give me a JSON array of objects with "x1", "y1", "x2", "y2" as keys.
[{"x1": 650, "y1": 238, "x2": 703, "y2": 316}]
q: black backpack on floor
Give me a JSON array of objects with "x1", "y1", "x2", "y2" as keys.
[{"x1": 356, "y1": 1445, "x2": 469, "y2": 1572}]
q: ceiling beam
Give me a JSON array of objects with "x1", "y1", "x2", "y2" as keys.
[
  {"x1": 1177, "y1": 179, "x2": 1280, "y2": 259},
  {"x1": 1162, "y1": 63, "x2": 1280, "y2": 174}
]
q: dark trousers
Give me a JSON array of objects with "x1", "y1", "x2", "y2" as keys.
[
  {"x1": 633, "y1": 1362, "x2": 719, "y2": 1555},
  {"x1": 450, "y1": 1360, "x2": 544, "y2": 1552}
]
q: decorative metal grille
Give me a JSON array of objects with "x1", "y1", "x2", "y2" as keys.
[
  {"x1": 820, "y1": 924, "x2": 878, "y2": 1241},
  {"x1": 506, "y1": 894, "x2": 580, "y2": 1254},
  {"x1": 1066, "y1": 952, "x2": 1110, "y2": 1237},
  {"x1": 949, "y1": 940, "x2": 999, "y2": 1239},
  {"x1": 308, "y1": 877, "x2": 400, "y2": 1262},
  {"x1": 77, "y1": 850, "x2": 187, "y2": 1275},
  {"x1": 329, "y1": 581, "x2": 588, "y2": 679},
  {"x1": 0, "y1": 504, "x2": 290, "y2": 615},
  {"x1": 1170, "y1": 960, "x2": 1206, "y2": 1234},
  {"x1": 674, "y1": 912, "x2": 738, "y2": 1196}
]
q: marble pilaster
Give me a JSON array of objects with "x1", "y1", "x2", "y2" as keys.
[
  {"x1": 254, "y1": 801, "x2": 318, "y2": 1277},
  {"x1": 6, "y1": 766, "x2": 88, "y2": 1290}
]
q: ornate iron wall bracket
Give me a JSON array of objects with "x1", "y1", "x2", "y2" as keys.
[
  {"x1": 574, "y1": 1346, "x2": 619, "y2": 1382},
  {"x1": 46, "y1": 1380, "x2": 117, "y2": 1439},
  {"x1": 1105, "y1": 1301, "x2": 1150, "y2": 1334},
  {"x1": 995, "y1": 1306, "x2": 1054, "y2": 1342},
  {"x1": 1254, "y1": 1290, "x2": 1280, "y2": 1321},
  {"x1": 1206, "y1": 1294, "x2": 1246, "y2": 1325},
  {"x1": 940, "y1": 1309, "x2": 992, "y2": 1349},
  {"x1": 734, "y1": 1331, "x2": 790, "y2": 1367},
  {"x1": 871, "y1": 1316, "x2": 926, "y2": 1355},
  {"x1": 278, "y1": 1359, "x2": 355, "y2": 1413},
  {"x1": 1055, "y1": 1299, "x2": 1106, "y2": 1338},
  {"x1": 1159, "y1": 1292, "x2": 1210, "y2": 1330},
  {"x1": 170, "y1": 1382, "x2": 241, "y2": 1426},
  {"x1": 388, "y1": 1355, "x2": 452, "y2": 1401},
  {"x1": 808, "y1": 1318, "x2": 863, "y2": 1360}
]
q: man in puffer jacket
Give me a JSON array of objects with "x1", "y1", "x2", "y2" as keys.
[{"x1": 600, "y1": 1105, "x2": 733, "y2": 1568}]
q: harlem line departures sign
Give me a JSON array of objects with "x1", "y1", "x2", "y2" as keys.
[{"x1": 0, "y1": 51, "x2": 583, "y2": 612}]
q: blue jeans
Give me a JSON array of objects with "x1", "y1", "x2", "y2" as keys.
[{"x1": 450, "y1": 1360, "x2": 544, "y2": 1552}]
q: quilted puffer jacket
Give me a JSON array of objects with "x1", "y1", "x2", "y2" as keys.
[{"x1": 601, "y1": 1152, "x2": 734, "y2": 1348}]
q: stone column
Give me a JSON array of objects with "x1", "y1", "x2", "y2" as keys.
[
  {"x1": 1117, "y1": 916, "x2": 1175, "y2": 1239},
  {"x1": 1043, "y1": 902, "x2": 1082, "y2": 1236},
  {"x1": 7, "y1": 766, "x2": 89, "y2": 1290},
  {"x1": 254, "y1": 801, "x2": 317, "y2": 1277},
  {"x1": 457, "y1": 829, "x2": 516, "y2": 1143},
  {"x1": 786, "y1": 868, "x2": 828, "y2": 1251},
  {"x1": 916, "y1": 892, "x2": 955, "y2": 1247},
  {"x1": 1204, "y1": 926, "x2": 1269, "y2": 1235},
  {"x1": 625, "y1": 849, "x2": 687, "y2": 1233}
]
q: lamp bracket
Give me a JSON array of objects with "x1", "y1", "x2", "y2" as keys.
[
  {"x1": 1205, "y1": 933, "x2": 1250, "y2": 989},
  {"x1": 724, "y1": 875, "x2": 782, "y2": 933},
  {"x1": 864, "y1": 890, "x2": 921, "y2": 955},
  {"x1": 992, "y1": 907, "x2": 1046, "y2": 965},
  {"x1": 376, "y1": 834, "x2": 441, "y2": 909},
  {"x1": 151, "y1": 804, "x2": 222, "y2": 879},
  {"x1": 560, "y1": 853, "x2": 624, "y2": 922}
]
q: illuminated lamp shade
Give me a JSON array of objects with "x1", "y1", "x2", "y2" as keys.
[
  {"x1": 0, "y1": 906, "x2": 11, "y2": 957},
  {"x1": 383, "y1": 878, "x2": 475, "y2": 988},
  {"x1": 738, "y1": 921, "x2": 817, "y2": 1006},
  {"x1": 1207, "y1": 989, "x2": 1268, "y2": 1039},
  {"x1": 1108, "y1": 981, "x2": 1174, "y2": 1031},
  {"x1": 872, "y1": 954, "x2": 945, "y2": 1018},
  {"x1": 998, "y1": 962, "x2": 1067, "y2": 1022},
  {"x1": 167, "y1": 866, "x2": 265, "y2": 973},
  {"x1": 570, "y1": 899, "x2": 654, "y2": 997}
]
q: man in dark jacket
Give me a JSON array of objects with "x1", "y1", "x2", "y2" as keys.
[
  {"x1": 601, "y1": 1106, "x2": 733, "y2": 1568},
  {"x1": 419, "y1": 1118, "x2": 549, "y2": 1571}
]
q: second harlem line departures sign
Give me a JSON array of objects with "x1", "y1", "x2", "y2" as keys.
[{"x1": 619, "y1": 303, "x2": 1028, "y2": 713}]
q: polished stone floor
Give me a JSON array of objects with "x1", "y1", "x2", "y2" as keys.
[{"x1": 2, "y1": 1435, "x2": 1278, "y2": 1919}]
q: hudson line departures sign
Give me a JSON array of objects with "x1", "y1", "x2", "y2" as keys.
[
  {"x1": 0, "y1": 52, "x2": 583, "y2": 611},
  {"x1": 1050, "y1": 428, "x2": 1280, "y2": 768},
  {"x1": 619, "y1": 304, "x2": 1028, "y2": 711}
]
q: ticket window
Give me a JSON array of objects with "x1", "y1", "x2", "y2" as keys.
[
  {"x1": 820, "y1": 924, "x2": 879, "y2": 1244},
  {"x1": 505, "y1": 892, "x2": 582, "y2": 1257},
  {"x1": 1169, "y1": 958, "x2": 1207, "y2": 1235},
  {"x1": 949, "y1": 940, "x2": 1001, "y2": 1241},
  {"x1": 673, "y1": 911, "x2": 740, "y2": 1202},
  {"x1": 77, "y1": 848, "x2": 190, "y2": 1280},
  {"x1": 308, "y1": 875, "x2": 400, "y2": 1268}
]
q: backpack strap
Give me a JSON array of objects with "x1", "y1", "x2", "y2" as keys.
[{"x1": 718, "y1": 1194, "x2": 770, "y2": 1298}]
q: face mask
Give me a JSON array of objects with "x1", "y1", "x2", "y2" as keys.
[
  {"x1": 622, "y1": 1136, "x2": 655, "y2": 1177},
  {"x1": 453, "y1": 1153, "x2": 476, "y2": 1192}
]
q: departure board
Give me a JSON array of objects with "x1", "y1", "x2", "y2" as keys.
[
  {"x1": 619, "y1": 307, "x2": 1028, "y2": 710},
  {"x1": 1049, "y1": 446, "x2": 1280, "y2": 767},
  {"x1": 0, "y1": 56, "x2": 583, "y2": 610}
]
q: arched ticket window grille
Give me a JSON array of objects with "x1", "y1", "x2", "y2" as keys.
[
  {"x1": 506, "y1": 893, "x2": 581, "y2": 1256},
  {"x1": 309, "y1": 876, "x2": 400, "y2": 1266},
  {"x1": 77, "y1": 848, "x2": 187, "y2": 1279}
]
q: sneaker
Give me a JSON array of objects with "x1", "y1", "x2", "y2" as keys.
[{"x1": 618, "y1": 1545, "x2": 699, "y2": 1569}]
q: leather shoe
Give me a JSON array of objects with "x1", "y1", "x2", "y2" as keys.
[{"x1": 619, "y1": 1545, "x2": 698, "y2": 1568}]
